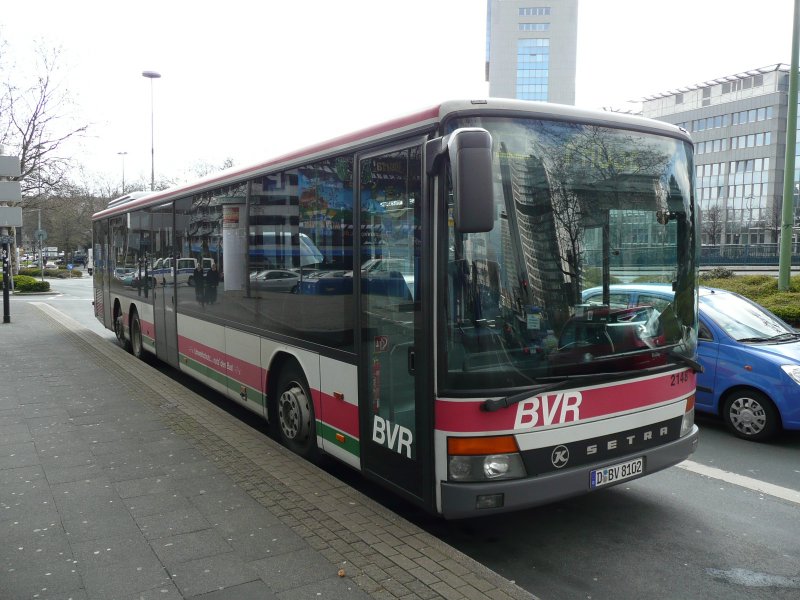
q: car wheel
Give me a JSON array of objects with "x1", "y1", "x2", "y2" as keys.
[
  {"x1": 274, "y1": 364, "x2": 318, "y2": 460},
  {"x1": 722, "y1": 389, "x2": 780, "y2": 442}
]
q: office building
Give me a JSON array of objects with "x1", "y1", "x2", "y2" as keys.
[
  {"x1": 485, "y1": 0, "x2": 579, "y2": 105},
  {"x1": 642, "y1": 64, "x2": 799, "y2": 249}
]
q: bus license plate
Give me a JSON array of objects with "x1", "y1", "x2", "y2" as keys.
[{"x1": 590, "y1": 457, "x2": 644, "y2": 489}]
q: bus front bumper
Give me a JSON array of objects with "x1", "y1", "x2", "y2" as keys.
[{"x1": 439, "y1": 425, "x2": 699, "y2": 519}]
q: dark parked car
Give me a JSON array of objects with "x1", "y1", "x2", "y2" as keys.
[{"x1": 583, "y1": 284, "x2": 800, "y2": 441}]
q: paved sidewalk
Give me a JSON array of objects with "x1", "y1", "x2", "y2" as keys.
[{"x1": 0, "y1": 300, "x2": 536, "y2": 600}]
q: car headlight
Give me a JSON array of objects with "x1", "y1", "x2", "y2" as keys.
[{"x1": 781, "y1": 365, "x2": 800, "y2": 385}]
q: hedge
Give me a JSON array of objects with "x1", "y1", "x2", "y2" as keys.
[{"x1": 12, "y1": 275, "x2": 51, "y2": 293}]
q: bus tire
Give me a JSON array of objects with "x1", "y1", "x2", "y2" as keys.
[
  {"x1": 130, "y1": 310, "x2": 144, "y2": 360},
  {"x1": 274, "y1": 364, "x2": 318, "y2": 460},
  {"x1": 114, "y1": 303, "x2": 130, "y2": 351}
]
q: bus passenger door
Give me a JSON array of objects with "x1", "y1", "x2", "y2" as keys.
[
  {"x1": 358, "y1": 142, "x2": 429, "y2": 505},
  {"x1": 151, "y1": 203, "x2": 179, "y2": 367}
]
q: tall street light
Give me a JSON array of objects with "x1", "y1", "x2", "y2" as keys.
[
  {"x1": 117, "y1": 151, "x2": 128, "y2": 195},
  {"x1": 141, "y1": 70, "x2": 161, "y2": 191}
]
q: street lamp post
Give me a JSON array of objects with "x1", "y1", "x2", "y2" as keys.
[
  {"x1": 141, "y1": 70, "x2": 161, "y2": 191},
  {"x1": 117, "y1": 151, "x2": 128, "y2": 195}
]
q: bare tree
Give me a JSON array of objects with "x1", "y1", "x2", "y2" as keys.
[
  {"x1": 702, "y1": 205, "x2": 724, "y2": 245},
  {"x1": 0, "y1": 42, "x2": 89, "y2": 203}
]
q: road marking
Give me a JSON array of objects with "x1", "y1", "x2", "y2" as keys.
[{"x1": 678, "y1": 460, "x2": 800, "y2": 506}]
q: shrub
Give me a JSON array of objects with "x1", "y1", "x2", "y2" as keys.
[
  {"x1": 699, "y1": 266, "x2": 735, "y2": 280},
  {"x1": 13, "y1": 275, "x2": 50, "y2": 293}
]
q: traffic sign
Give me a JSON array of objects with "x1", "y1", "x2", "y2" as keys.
[{"x1": 35, "y1": 229, "x2": 47, "y2": 241}]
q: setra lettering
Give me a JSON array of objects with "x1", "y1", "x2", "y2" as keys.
[
  {"x1": 372, "y1": 415, "x2": 413, "y2": 458},
  {"x1": 513, "y1": 392, "x2": 582, "y2": 429}
]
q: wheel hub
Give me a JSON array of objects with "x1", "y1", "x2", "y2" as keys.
[
  {"x1": 278, "y1": 385, "x2": 309, "y2": 441},
  {"x1": 730, "y1": 397, "x2": 765, "y2": 434}
]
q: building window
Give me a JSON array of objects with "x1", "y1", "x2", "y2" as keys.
[
  {"x1": 519, "y1": 23, "x2": 550, "y2": 31},
  {"x1": 519, "y1": 7, "x2": 551, "y2": 16},
  {"x1": 516, "y1": 38, "x2": 549, "y2": 101}
]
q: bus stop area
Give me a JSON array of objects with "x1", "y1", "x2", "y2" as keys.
[{"x1": 0, "y1": 300, "x2": 535, "y2": 600}]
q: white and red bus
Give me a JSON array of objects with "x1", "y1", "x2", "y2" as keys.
[{"x1": 93, "y1": 99, "x2": 700, "y2": 518}]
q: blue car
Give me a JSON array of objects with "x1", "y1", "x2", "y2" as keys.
[{"x1": 582, "y1": 284, "x2": 800, "y2": 441}]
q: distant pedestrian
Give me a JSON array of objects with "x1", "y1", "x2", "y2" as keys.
[
  {"x1": 193, "y1": 262, "x2": 205, "y2": 305},
  {"x1": 205, "y1": 263, "x2": 219, "y2": 304}
]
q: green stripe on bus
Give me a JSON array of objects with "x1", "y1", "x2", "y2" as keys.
[
  {"x1": 179, "y1": 353, "x2": 264, "y2": 407},
  {"x1": 316, "y1": 420, "x2": 360, "y2": 457}
]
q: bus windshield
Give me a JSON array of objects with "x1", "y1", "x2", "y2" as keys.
[{"x1": 442, "y1": 117, "x2": 698, "y2": 391}]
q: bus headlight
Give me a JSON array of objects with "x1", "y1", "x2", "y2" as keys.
[
  {"x1": 680, "y1": 395, "x2": 695, "y2": 437},
  {"x1": 448, "y1": 453, "x2": 527, "y2": 482},
  {"x1": 447, "y1": 436, "x2": 527, "y2": 482}
]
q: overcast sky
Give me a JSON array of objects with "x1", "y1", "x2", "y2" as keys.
[{"x1": 0, "y1": 0, "x2": 795, "y2": 189}]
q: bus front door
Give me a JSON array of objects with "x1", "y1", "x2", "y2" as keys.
[{"x1": 358, "y1": 143, "x2": 429, "y2": 505}]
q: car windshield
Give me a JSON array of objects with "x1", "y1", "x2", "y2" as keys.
[
  {"x1": 701, "y1": 292, "x2": 796, "y2": 342},
  {"x1": 441, "y1": 117, "x2": 698, "y2": 391}
]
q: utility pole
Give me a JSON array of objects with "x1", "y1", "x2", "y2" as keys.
[{"x1": 779, "y1": 0, "x2": 800, "y2": 290}]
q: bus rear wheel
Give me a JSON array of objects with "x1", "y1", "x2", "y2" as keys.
[
  {"x1": 114, "y1": 305, "x2": 130, "y2": 351},
  {"x1": 274, "y1": 365, "x2": 318, "y2": 460},
  {"x1": 130, "y1": 311, "x2": 144, "y2": 360}
]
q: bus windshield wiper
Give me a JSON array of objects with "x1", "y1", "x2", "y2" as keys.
[{"x1": 481, "y1": 372, "x2": 628, "y2": 412}]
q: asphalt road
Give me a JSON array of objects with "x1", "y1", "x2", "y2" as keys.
[{"x1": 17, "y1": 275, "x2": 800, "y2": 600}]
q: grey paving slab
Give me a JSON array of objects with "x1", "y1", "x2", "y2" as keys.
[
  {"x1": 136, "y1": 505, "x2": 212, "y2": 541},
  {"x1": 71, "y1": 534, "x2": 161, "y2": 570},
  {"x1": 249, "y1": 548, "x2": 338, "y2": 593},
  {"x1": 0, "y1": 557, "x2": 84, "y2": 599},
  {"x1": 0, "y1": 440, "x2": 40, "y2": 469},
  {"x1": 166, "y1": 552, "x2": 260, "y2": 597},
  {"x1": 222, "y1": 520, "x2": 308, "y2": 561},
  {"x1": 189, "y1": 579, "x2": 278, "y2": 599},
  {"x1": 0, "y1": 485, "x2": 58, "y2": 524},
  {"x1": 124, "y1": 490, "x2": 196, "y2": 520},
  {"x1": 150, "y1": 527, "x2": 235, "y2": 565},
  {"x1": 80, "y1": 555, "x2": 173, "y2": 599},
  {"x1": 62, "y1": 509, "x2": 142, "y2": 543}
]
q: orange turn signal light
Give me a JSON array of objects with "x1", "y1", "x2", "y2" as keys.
[
  {"x1": 448, "y1": 435, "x2": 518, "y2": 456},
  {"x1": 685, "y1": 394, "x2": 695, "y2": 411}
]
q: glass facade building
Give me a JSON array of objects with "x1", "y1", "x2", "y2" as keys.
[
  {"x1": 643, "y1": 64, "x2": 799, "y2": 250},
  {"x1": 486, "y1": 0, "x2": 578, "y2": 105}
]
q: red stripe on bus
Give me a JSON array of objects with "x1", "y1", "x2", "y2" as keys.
[
  {"x1": 318, "y1": 391, "x2": 359, "y2": 438},
  {"x1": 435, "y1": 371, "x2": 695, "y2": 433},
  {"x1": 177, "y1": 335, "x2": 264, "y2": 391},
  {"x1": 139, "y1": 318, "x2": 155, "y2": 341}
]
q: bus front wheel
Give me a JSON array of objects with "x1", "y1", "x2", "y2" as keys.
[{"x1": 274, "y1": 365, "x2": 318, "y2": 460}]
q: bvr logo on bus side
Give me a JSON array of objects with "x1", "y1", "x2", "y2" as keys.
[
  {"x1": 372, "y1": 415, "x2": 413, "y2": 458},
  {"x1": 514, "y1": 392, "x2": 582, "y2": 429}
]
